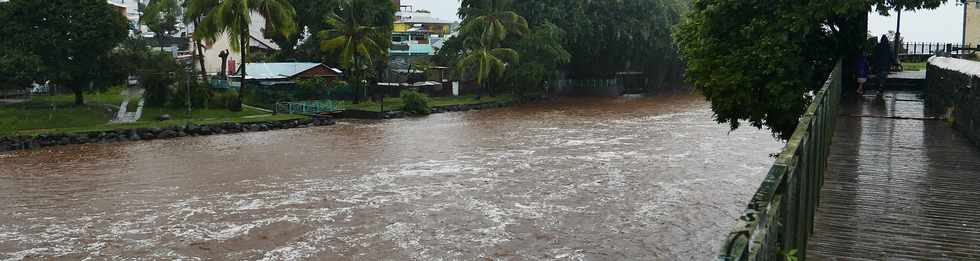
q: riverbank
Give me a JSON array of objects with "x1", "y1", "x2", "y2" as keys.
[{"x1": 0, "y1": 95, "x2": 531, "y2": 152}]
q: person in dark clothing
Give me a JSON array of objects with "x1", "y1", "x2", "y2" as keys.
[
  {"x1": 855, "y1": 54, "x2": 869, "y2": 95},
  {"x1": 872, "y1": 35, "x2": 897, "y2": 97}
]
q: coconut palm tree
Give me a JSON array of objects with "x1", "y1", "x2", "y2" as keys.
[
  {"x1": 456, "y1": 41, "x2": 518, "y2": 98},
  {"x1": 456, "y1": 0, "x2": 527, "y2": 97},
  {"x1": 318, "y1": 0, "x2": 391, "y2": 104},
  {"x1": 184, "y1": 0, "x2": 219, "y2": 81},
  {"x1": 190, "y1": 0, "x2": 296, "y2": 110},
  {"x1": 459, "y1": 0, "x2": 529, "y2": 48}
]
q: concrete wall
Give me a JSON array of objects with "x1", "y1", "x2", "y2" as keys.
[
  {"x1": 926, "y1": 57, "x2": 980, "y2": 146},
  {"x1": 968, "y1": 5, "x2": 980, "y2": 46}
]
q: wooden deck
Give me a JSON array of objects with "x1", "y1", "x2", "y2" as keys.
[{"x1": 807, "y1": 91, "x2": 980, "y2": 260}]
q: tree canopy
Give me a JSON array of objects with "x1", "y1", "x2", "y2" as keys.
[
  {"x1": 675, "y1": 0, "x2": 947, "y2": 139},
  {"x1": 0, "y1": 0, "x2": 128, "y2": 104}
]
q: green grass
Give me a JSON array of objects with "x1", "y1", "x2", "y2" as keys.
[
  {"x1": 344, "y1": 95, "x2": 516, "y2": 112},
  {"x1": 0, "y1": 89, "x2": 306, "y2": 137},
  {"x1": 902, "y1": 62, "x2": 927, "y2": 71}
]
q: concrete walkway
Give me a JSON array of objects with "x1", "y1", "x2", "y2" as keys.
[
  {"x1": 807, "y1": 91, "x2": 980, "y2": 259},
  {"x1": 111, "y1": 87, "x2": 145, "y2": 124}
]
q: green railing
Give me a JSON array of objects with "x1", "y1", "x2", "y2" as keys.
[
  {"x1": 718, "y1": 61, "x2": 842, "y2": 261},
  {"x1": 275, "y1": 100, "x2": 344, "y2": 115}
]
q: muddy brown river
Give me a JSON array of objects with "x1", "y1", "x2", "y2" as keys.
[{"x1": 0, "y1": 94, "x2": 782, "y2": 260}]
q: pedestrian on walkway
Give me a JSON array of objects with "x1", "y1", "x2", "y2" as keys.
[
  {"x1": 872, "y1": 35, "x2": 897, "y2": 97},
  {"x1": 855, "y1": 54, "x2": 869, "y2": 95}
]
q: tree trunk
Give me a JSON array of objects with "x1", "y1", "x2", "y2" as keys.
[
  {"x1": 235, "y1": 29, "x2": 247, "y2": 111},
  {"x1": 194, "y1": 20, "x2": 208, "y2": 82},
  {"x1": 73, "y1": 88, "x2": 84, "y2": 105}
]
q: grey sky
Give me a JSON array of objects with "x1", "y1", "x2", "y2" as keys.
[
  {"x1": 869, "y1": 2, "x2": 963, "y2": 43},
  {"x1": 401, "y1": 0, "x2": 462, "y2": 22}
]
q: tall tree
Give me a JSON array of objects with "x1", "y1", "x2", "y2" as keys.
[
  {"x1": 192, "y1": 0, "x2": 297, "y2": 110},
  {"x1": 456, "y1": 0, "x2": 528, "y2": 96},
  {"x1": 184, "y1": 0, "x2": 219, "y2": 81},
  {"x1": 675, "y1": 0, "x2": 945, "y2": 139},
  {"x1": 143, "y1": 0, "x2": 182, "y2": 51},
  {"x1": 318, "y1": 0, "x2": 394, "y2": 104},
  {"x1": 0, "y1": 0, "x2": 128, "y2": 105}
]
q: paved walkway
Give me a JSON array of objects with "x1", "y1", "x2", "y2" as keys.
[
  {"x1": 807, "y1": 91, "x2": 980, "y2": 259},
  {"x1": 111, "y1": 87, "x2": 145, "y2": 124}
]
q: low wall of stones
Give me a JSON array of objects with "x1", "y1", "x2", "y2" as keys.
[
  {"x1": 0, "y1": 117, "x2": 336, "y2": 152},
  {"x1": 926, "y1": 57, "x2": 980, "y2": 146}
]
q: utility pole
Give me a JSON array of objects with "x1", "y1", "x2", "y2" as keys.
[
  {"x1": 895, "y1": 6, "x2": 903, "y2": 60},
  {"x1": 964, "y1": 0, "x2": 970, "y2": 53}
]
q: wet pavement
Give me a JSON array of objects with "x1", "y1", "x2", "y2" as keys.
[
  {"x1": 0, "y1": 94, "x2": 784, "y2": 260},
  {"x1": 808, "y1": 91, "x2": 980, "y2": 259}
]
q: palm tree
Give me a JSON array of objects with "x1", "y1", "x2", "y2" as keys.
[
  {"x1": 184, "y1": 0, "x2": 219, "y2": 81},
  {"x1": 456, "y1": 41, "x2": 518, "y2": 98},
  {"x1": 318, "y1": 0, "x2": 391, "y2": 104},
  {"x1": 459, "y1": 0, "x2": 529, "y2": 48},
  {"x1": 190, "y1": 0, "x2": 296, "y2": 110},
  {"x1": 456, "y1": 0, "x2": 527, "y2": 97}
]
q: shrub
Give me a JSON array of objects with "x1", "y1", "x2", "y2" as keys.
[
  {"x1": 295, "y1": 77, "x2": 329, "y2": 101},
  {"x1": 170, "y1": 80, "x2": 210, "y2": 109},
  {"x1": 209, "y1": 91, "x2": 238, "y2": 110},
  {"x1": 400, "y1": 89, "x2": 431, "y2": 115}
]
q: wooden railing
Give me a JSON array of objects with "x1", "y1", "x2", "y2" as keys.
[{"x1": 718, "y1": 61, "x2": 842, "y2": 261}]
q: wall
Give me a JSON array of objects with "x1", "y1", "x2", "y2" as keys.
[
  {"x1": 926, "y1": 57, "x2": 980, "y2": 146},
  {"x1": 968, "y1": 5, "x2": 980, "y2": 46}
]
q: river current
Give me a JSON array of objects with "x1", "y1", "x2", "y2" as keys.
[{"x1": 0, "y1": 94, "x2": 782, "y2": 260}]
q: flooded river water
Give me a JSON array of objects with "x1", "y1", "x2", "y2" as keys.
[{"x1": 0, "y1": 94, "x2": 782, "y2": 260}]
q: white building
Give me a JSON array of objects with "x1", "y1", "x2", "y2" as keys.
[{"x1": 195, "y1": 13, "x2": 280, "y2": 77}]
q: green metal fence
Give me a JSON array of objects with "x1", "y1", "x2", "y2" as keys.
[
  {"x1": 275, "y1": 100, "x2": 344, "y2": 115},
  {"x1": 718, "y1": 61, "x2": 842, "y2": 261}
]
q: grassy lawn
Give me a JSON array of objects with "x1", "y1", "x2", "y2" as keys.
[
  {"x1": 1, "y1": 89, "x2": 305, "y2": 137},
  {"x1": 902, "y1": 62, "x2": 927, "y2": 71},
  {"x1": 344, "y1": 95, "x2": 516, "y2": 112}
]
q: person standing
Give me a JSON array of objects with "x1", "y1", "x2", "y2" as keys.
[
  {"x1": 855, "y1": 54, "x2": 869, "y2": 95},
  {"x1": 872, "y1": 35, "x2": 897, "y2": 97}
]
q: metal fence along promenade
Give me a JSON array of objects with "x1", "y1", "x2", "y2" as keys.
[{"x1": 718, "y1": 61, "x2": 842, "y2": 260}]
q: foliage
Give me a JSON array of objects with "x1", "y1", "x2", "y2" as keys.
[
  {"x1": 209, "y1": 90, "x2": 240, "y2": 110},
  {"x1": 111, "y1": 39, "x2": 184, "y2": 107},
  {"x1": 0, "y1": 0, "x2": 129, "y2": 105},
  {"x1": 189, "y1": 0, "x2": 297, "y2": 110},
  {"x1": 0, "y1": 49, "x2": 43, "y2": 90},
  {"x1": 504, "y1": 23, "x2": 571, "y2": 96},
  {"x1": 143, "y1": 0, "x2": 181, "y2": 49},
  {"x1": 318, "y1": 0, "x2": 396, "y2": 103},
  {"x1": 674, "y1": 0, "x2": 944, "y2": 139},
  {"x1": 171, "y1": 80, "x2": 211, "y2": 109},
  {"x1": 455, "y1": 0, "x2": 528, "y2": 97},
  {"x1": 399, "y1": 89, "x2": 432, "y2": 115},
  {"x1": 295, "y1": 77, "x2": 331, "y2": 100}
]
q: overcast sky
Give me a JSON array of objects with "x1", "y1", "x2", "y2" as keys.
[
  {"x1": 401, "y1": 0, "x2": 462, "y2": 21},
  {"x1": 869, "y1": 1, "x2": 964, "y2": 43},
  {"x1": 404, "y1": 0, "x2": 962, "y2": 42}
]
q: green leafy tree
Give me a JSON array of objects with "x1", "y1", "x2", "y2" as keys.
[
  {"x1": 0, "y1": 0, "x2": 128, "y2": 105},
  {"x1": 318, "y1": 0, "x2": 395, "y2": 104},
  {"x1": 675, "y1": 0, "x2": 945, "y2": 139},
  {"x1": 143, "y1": 0, "x2": 182, "y2": 51},
  {"x1": 191, "y1": 0, "x2": 297, "y2": 111},
  {"x1": 456, "y1": 0, "x2": 528, "y2": 97},
  {"x1": 505, "y1": 23, "x2": 570, "y2": 97}
]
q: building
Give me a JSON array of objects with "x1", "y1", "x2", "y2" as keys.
[
  {"x1": 196, "y1": 13, "x2": 280, "y2": 77},
  {"x1": 966, "y1": 3, "x2": 980, "y2": 46},
  {"x1": 107, "y1": 1, "x2": 127, "y2": 17},
  {"x1": 394, "y1": 8, "x2": 455, "y2": 37},
  {"x1": 231, "y1": 63, "x2": 342, "y2": 87}
]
